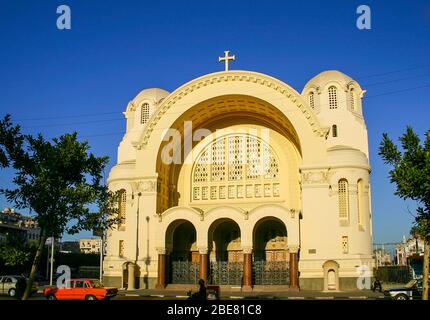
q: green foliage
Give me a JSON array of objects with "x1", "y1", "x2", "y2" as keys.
[
  {"x1": 379, "y1": 127, "x2": 430, "y2": 242},
  {"x1": 0, "y1": 114, "x2": 116, "y2": 238},
  {"x1": 0, "y1": 115, "x2": 24, "y2": 168},
  {"x1": 0, "y1": 233, "x2": 32, "y2": 267},
  {"x1": 0, "y1": 114, "x2": 120, "y2": 299}
]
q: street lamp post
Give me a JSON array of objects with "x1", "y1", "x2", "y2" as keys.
[{"x1": 49, "y1": 237, "x2": 54, "y2": 286}]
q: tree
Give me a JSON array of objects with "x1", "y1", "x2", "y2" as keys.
[
  {"x1": 0, "y1": 115, "x2": 118, "y2": 300},
  {"x1": 0, "y1": 114, "x2": 23, "y2": 168},
  {"x1": 379, "y1": 127, "x2": 430, "y2": 300},
  {"x1": 0, "y1": 233, "x2": 32, "y2": 267}
]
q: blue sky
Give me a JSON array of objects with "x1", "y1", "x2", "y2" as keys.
[{"x1": 0, "y1": 0, "x2": 429, "y2": 244}]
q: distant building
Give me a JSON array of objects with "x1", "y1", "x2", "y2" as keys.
[
  {"x1": 59, "y1": 241, "x2": 80, "y2": 253},
  {"x1": 80, "y1": 239, "x2": 101, "y2": 254},
  {"x1": 374, "y1": 248, "x2": 392, "y2": 266},
  {"x1": 0, "y1": 207, "x2": 40, "y2": 242},
  {"x1": 396, "y1": 235, "x2": 425, "y2": 266}
]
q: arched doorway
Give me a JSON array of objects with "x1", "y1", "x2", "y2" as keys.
[
  {"x1": 323, "y1": 260, "x2": 339, "y2": 291},
  {"x1": 253, "y1": 217, "x2": 289, "y2": 285},
  {"x1": 208, "y1": 219, "x2": 243, "y2": 285},
  {"x1": 166, "y1": 220, "x2": 199, "y2": 284},
  {"x1": 122, "y1": 262, "x2": 130, "y2": 289}
]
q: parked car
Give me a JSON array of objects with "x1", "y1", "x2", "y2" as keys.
[
  {"x1": 0, "y1": 275, "x2": 38, "y2": 297},
  {"x1": 43, "y1": 278, "x2": 118, "y2": 300},
  {"x1": 384, "y1": 278, "x2": 428, "y2": 300}
]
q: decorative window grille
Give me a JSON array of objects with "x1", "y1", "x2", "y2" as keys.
[
  {"x1": 228, "y1": 136, "x2": 244, "y2": 181},
  {"x1": 357, "y1": 179, "x2": 364, "y2": 227},
  {"x1": 201, "y1": 186, "x2": 208, "y2": 200},
  {"x1": 119, "y1": 240, "x2": 125, "y2": 257},
  {"x1": 219, "y1": 186, "x2": 226, "y2": 199},
  {"x1": 309, "y1": 92, "x2": 315, "y2": 108},
  {"x1": 341, "y1": 236, "x2": 349, "y2": 254},
  {"x1": 338, "y1": 179, "x2": 349, "y2": 220},
  {"x1": 210, "y1": 186, "x2": 217, "y2": 200},
  {"x1": 141, "y1": 103, "x2": 150, "y2": 124},
  {"x1": 273, "y1": 183, "x2": 280, "y2": 197},
  {"x1": 237, "y1": 185, "x2": 244, "y2": 198},
  {"x1": 192, "y1": 134, "x2": 280, "y2": 201},
  {"x1": 328, "y1": 86, "x2": 338, "y2": 109},
  {"x1": 193, "y1": 187, "x2": 200, "y2": 200},
  {"x1": 118, "y1": 189, "x2": 126, "y2": 227},
  {"x1": 350, "y1": 89, "x2": 355, "y2": 111},
  {"x1": 255, "y1": 184, "x2": 262, "y2": 197}
]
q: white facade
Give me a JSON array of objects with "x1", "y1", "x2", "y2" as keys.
[
  {"x1": 80, "y1": 239, "x2": 101, "y2": 254},
  {"x1": 104, "y1": 69, "x2": 374, "y2": 291}
]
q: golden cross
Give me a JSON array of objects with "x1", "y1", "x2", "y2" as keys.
[{"x1": 218, "y1": 50, "x2": 235, "y2": 71}]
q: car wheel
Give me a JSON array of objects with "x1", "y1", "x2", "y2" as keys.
[
  {"x1": 85, "y1": 295, "x2": 97, "y2": 300},
  {"x1": 46, "y1": 294, "x2": 56, "y2": 300},
  {"x1": 394, "y1": 293, "x2": 409, "y2": 300},
  {"x1": 8, "y1": 288, "x2": 16, "y2": 297}
]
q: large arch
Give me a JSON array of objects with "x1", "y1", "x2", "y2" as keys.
[
  {"x1": 136, "y1": 70, "x2": 329, "y2": 179},
  {"x1": 247, "y1": 204, "x2": 300, "y2": 247},
  {"x1": 156, "y1": 206, "x2": 202, "y2": 250}
]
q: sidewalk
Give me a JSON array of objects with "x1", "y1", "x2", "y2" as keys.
[{"x1": 119, "y1": 288, "x2": 387, "y2": 300}]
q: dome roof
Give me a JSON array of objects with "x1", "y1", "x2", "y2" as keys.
[
  {"x1": 132, "y1": 88, "x2": 170, "y2": 104},
  {"x1": 302, "y1": 70, "x2": 361, "y2": 93}
]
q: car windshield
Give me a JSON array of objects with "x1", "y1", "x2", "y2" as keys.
[
  {"x1": 404, "y1": 280, "x2": 416, "y2": 288},
  {"x1": 89, "y1": 280, "x2": 103, "y2": 288}
]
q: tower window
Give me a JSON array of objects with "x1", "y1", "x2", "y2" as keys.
[
  {"x1": 119, "y1": 240, "x2": 125, "y2": 257},
  {"x1": 309, "y1": 92, "x2": 315, "y2": 109},
  {"x1": 118, "y1": 189, "x2": 126, "y2": 227},
  {"x1": 328, "y1": 86, "x2": 338, "y2": 109},
  {"x1": 350, "y1": 89, "x2": 355, "y2": 111},
  {"x1": 141, "y1": 103, "x2": 150, "y2": 124},
  {"x1": 357, "y1": 179, "x2": 364, "y2": 227},
  {"x1": 338, "y1": 179, "x2": 349, "y2": 220},
  {"x1": 332, "y1": 125, "x2": 338, "y2": 137}
]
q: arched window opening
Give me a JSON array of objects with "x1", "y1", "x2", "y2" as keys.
[
  {"x1": 357, "y1": 179, "x2": 364, "y2": 227},
  {"x1": 350, "y1": 89, "x2": 355, "y2": 111},
  {"x1": 338, "y1": 179, "x2": 349, "y2": 220},
  {"x1": 328, "y1": 86, "x2": 338, "y2": 109},
  {"x1": 118, "y1": 189, "x2": 126, "y2": 227},
  {"x1": 141, "y1": 103, "x2": 150, "y2": 124},
  {"x1": 192, "y1": 134, "x2": 280, "y2": 201},
  {"x1": 309, "y1": 92, "x2": 315, "y2": 109}
]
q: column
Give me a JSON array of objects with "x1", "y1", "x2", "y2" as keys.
[
  {"x1": 289, "y1": 245, "x2": 299, "y2": 291},
  {"x1": 242, "y1": 247, "x2": 253, "y2": 291},
  {"x1": 127, "y1": 263, "x2": 136, "y2": 290},
  {"x1": 156, "y1": 248, "x2": 166, "y2": 289},
  {"x1": 198, "y1": 247, "x2": 208, "y2": 284}
]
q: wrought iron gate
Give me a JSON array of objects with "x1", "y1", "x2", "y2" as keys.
[
  {"x1": 171, "y1": 261, "x2": 200, "y2": 284},
  {"x1": 209, "y1": 261, "x2": 243, "y2": 285},
  {"x1": 252, "y1": 261, "x2": 289, "y2": 285}
]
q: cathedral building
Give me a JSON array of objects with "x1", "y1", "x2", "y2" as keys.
[{"x1": 103, "y1": 58, "x2": 374, "y2": 291}]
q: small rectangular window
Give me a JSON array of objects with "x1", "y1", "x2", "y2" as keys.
[
  {"x1": 246, "y1": 185, "x2": 253, "y2": 198},
  {"x1": 201, "y1": 186, "x2": 208, "y2": 200},
  {"x1": 210, "y1": 186, "x2": 217, "y2": 200},
  {"x1": 273, "y1": 183, "x2": 280, "y2": 197},
  {"x1": 264, "y1": 184, "x2": 271, "y2": 197},
  {"x1": 342, "y1": 236, "x2": 349, "y2": 254},
  {"x1": 228, "y1": 185, "x2": 235, "y2": 199},
  {"x1": 193, "y1": 187, "x2": 200, "y2": 200},
  {"x1": 237, "y1": 185, "x2": 243, "y2": 198},
  {"x1": 119, "y1": 240, "x2": 125, "y2": 257},
  {"x1": 255, "y1": 184, "x2": 262, "y2": 197},
  {"x1": 219, "y1": 186, "x2": 226, "y2": 199}
]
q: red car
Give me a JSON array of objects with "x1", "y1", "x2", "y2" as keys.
[{"x1": 43, "y1": 278, "x2": 118, "y2": 300}]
